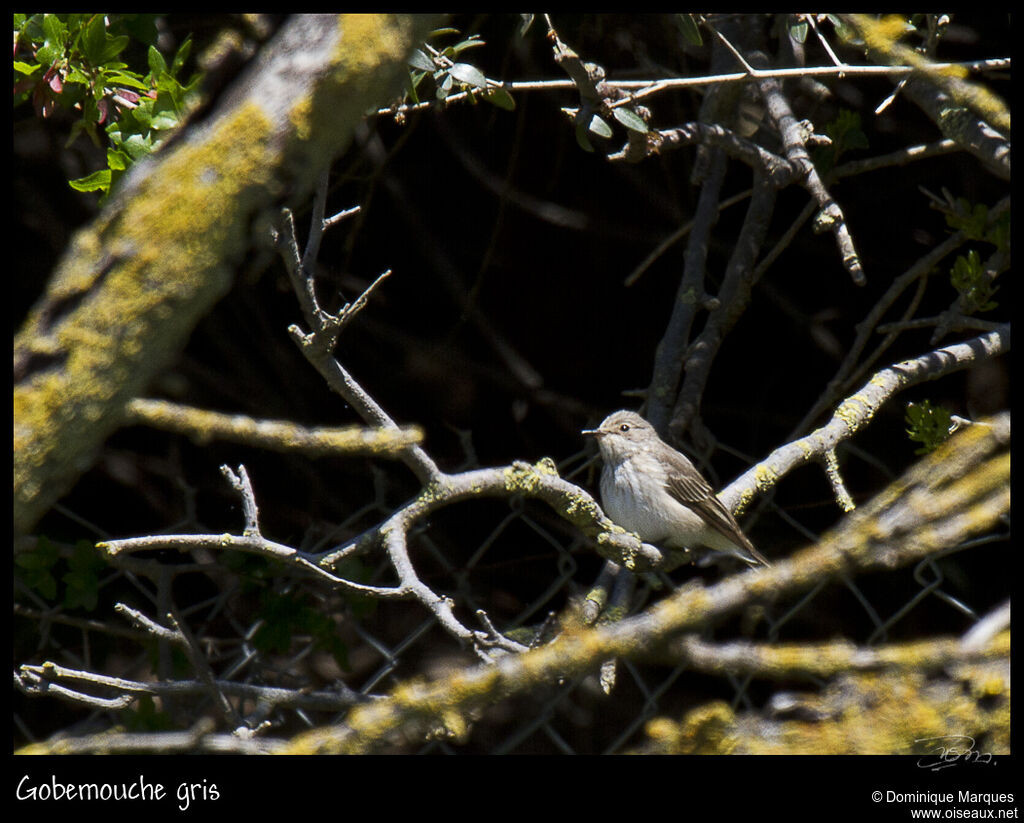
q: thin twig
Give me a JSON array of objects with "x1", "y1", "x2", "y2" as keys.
[{"x1": 374, "y1": 59, "x2": 1012, "y2": 119}]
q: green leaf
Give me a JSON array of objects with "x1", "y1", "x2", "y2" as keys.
[
  {"x1": 69, "y1": 168, "x2": 112, "y2": 192},
  {"x1": 24, "y1": 568, "x2": 59, "y2": 600},
  {"x1": 21, "y1": 14, "x2": 46, "y2": 44},
  {"x1": 104, "y1": 71, "x2": 150, "y2": 91},
  {"x1": 905, "y1": 400, "x2": 952, "y2": 455},
  {"x1": 127, "y1": 101, "x2": 153, "y2": 128},
  {"x1": 587, "y1": 114, "x2": 613, "y2": 139},
  {"x1": 61, "y1": 542, "x2": 104, "y2": 610},
  {"x1": 65, "y1": 64, "x2": 90, "y2": 84},
  {"x1": 149, "y1": 109, "x2": 180, "y2": 130},
  {"x1": 676, "y1": 14, "x2": 704, "y2": 46},
  {"x1": 450, "y1": 37, "x2": 485, "y2": 55},
  {"x1": 483, "y1": 86, "x2": 516, "y2": 111},
  {"x1": 950, "y1": 249, "x2": 998, "y2": 313},
  {"x1": 63, "y1": 570, "x2": 99, "y2": 610},
  {"x1": 448, "y1": 62, "x2": 487, "y2": 89},
  {"x1": 171, "y1": 37, "x2": 192, "y2": 75},
  {"x1": 575, "y1": 121, "x2": 595, "y2": 153},
  {"x1": 121, "y1": 132, "x2": 153, "y2": 160},
  {"x1": 107, "y1": 148, "x2": 129, "y2": 170},
  {"x1": 613, "y1": 107, "x2": 648, "y2": 133},
  {"x1": 100, "y1": 34, "x2": 130, "y2": 63},
  {"x1": 406, "y1": 70, "x2": 422, "y2": 104},
  {"x1": 15, "y1": 537, "x2": 60, "y2": 600},
  {"x1": 34, "y1": 42, "x2": 58, "y2": 67},
  {"x1": 154, "y1": 71, "x2": 184, "y2": 98},
  {"x1": 81, "y1": 14, "x2": 108, "y2": 65},
  {"x1": 944, "y1": 198, "x2": 989, "y2": 241},
  {"x1": 828, "y1": 15, "x2": 858, "y2": 45},
  {"x1": 42, "y1": 14, "x2": 68, "y2": 50},
  {"x1": 790, "y1": 21, "x2": 809, "y2": 44},
  {"x1": 15, "y1": 538, "x2": 59, "y2": 570},
  {"x1": 985, "y1": 212, "x2": 1010, "y2": 251},
  {"x1": 436, "y1": 71, "x2": 454, "y2": 100},
  {"x1": 66, "y1": 118, "x2": 97, "y2": 148},
  {"x1": 118, "y1": 14, "x2": 160, "y2": 49},
  {"x1": 408, "y1": 48, "x2": 435, "y2": 72},
  {"x1": 13, "y1": 61, "x2": 41, "y2": 76},
  {"x1": 147, "y1": 44, "x2": 167, "y2": 76},
  {"x1": 822, "y1": 108, "x2": 869, "y2": 164}
]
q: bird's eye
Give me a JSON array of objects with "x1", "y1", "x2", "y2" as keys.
[{"x1": 619, "y1": 424, "x2": 630, "y2": 432}]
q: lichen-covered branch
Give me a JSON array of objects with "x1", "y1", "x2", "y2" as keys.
[
  {"x1": 662, "y1": 628, "x2": 1009, "y2": 679},
  {"x1": 126, "y1": 398, "x2": 423, "y2": 457}
]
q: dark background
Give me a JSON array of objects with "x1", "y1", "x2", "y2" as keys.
[{"x1": 13, "y1": 13, "x2": 1011, "y2": 752}]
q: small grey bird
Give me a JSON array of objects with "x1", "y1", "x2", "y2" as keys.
[{"x1": 583, "y1": 410, "x2": 768, "y2": 567}]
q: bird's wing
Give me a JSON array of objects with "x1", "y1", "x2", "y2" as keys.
[{"x1": 663, "y1": 455, "x2": 770, "y2": 566}]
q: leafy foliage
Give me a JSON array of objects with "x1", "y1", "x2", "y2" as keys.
[
  {"x1": 14, "y1": 535, "x2": 60, "y2": 600},
  {"x1": 124, "y1": 695, "x2": 174, "y2": 732},
  {"x1": 944, "y1": 197, "x2": 1010, "y2": 251},
  {"x1": 941, "y1": 198, "x2": 1006, "y2": 314},
  {"x1": 223, "y1": 551, "x2": 367, "y2": 672},
  {"x1": 904, "y1": 400, "x2": 953, "y2": 455},
  {"x1": 13, "y1": 13, "x2": 201, "y2": 201},
  {"x1": 14, "y1": 537, "x2": 105, "y2": 610},
  {"x1": 405, "y1": 27, "x2": 515, "y2": 112},
  {"x1": 813, "y1": 108, "x2": 869, "y2": 172},
  {"x1": 62, "y1": 540, "x2": 107, "y2": 610},
  {"x1": 253, "y1": 590, "x2": 351, "y2": 671},
  {"x1": 950, "y1": 250, "x2": 998, "y2": 314},
  {"x1": 675, "y1": 14, "x2": 704, "y2": 47}
]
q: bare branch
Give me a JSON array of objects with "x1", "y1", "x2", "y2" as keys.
[{"x1": 274, "y1": 206, "x2": 442, "y2": 486}]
